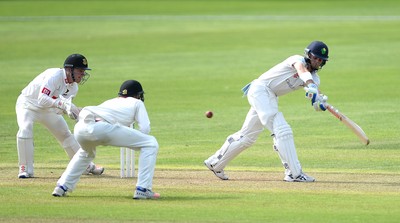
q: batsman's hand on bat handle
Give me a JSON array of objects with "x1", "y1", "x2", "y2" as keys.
[
  {"x1": 304, "y1": 83, "x2": 319, "y2": 103},
  {"x1": 304, "y1": 83, "x2": 328, "y2": 111},
  {"x1": 312, "y1": 94, "x2": 328, "y2": 111}
]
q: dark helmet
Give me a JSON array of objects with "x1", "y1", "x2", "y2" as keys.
[
  {"x1": 64, "y1": 54, "x2": 91, "y2": 70},
  {"x1": 118, "y1": 80, "x2": 145, "y2": 102},
  {"x1": 305, "y1": 41, "x2": 329, "y2": 61}
]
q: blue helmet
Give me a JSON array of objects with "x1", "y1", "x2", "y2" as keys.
[{"x1": 305, "y1": 41, "x2": 329, "y2": 61}]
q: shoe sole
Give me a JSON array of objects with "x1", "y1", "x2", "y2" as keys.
[
  {"x1": 284, "y1": 177, "x2": 315, "y2": 182},
  {"x1": 18, "y1": 174, "x2": 33, "y2": 179},
  {"x1": 284, "y1": 180, "x2": 315, "y2": 182},
  {"x1": 133, "y1": 193, "x2": 160, "y2": 200},
  {"x1": 133, "y1": 196, "x2": 159, "y2": 200}
]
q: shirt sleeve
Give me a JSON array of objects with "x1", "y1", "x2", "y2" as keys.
[
  {"x1": 134, "y1": 101, "x2": 151, "y2": 134},
  {"x1": 289, "y1": 55, "x2": 306, "y2": 67},
  {"x1": 37, "y1": 74, "x2": 62, "y2": 108}
]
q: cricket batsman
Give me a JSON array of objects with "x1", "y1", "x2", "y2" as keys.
[{"x1": 204, "y1": 41, "x2": 329, "y2": 182}]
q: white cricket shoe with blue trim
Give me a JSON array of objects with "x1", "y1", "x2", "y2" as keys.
[
  {"x1": 52, "y1": 185, "x2": 68, "y2": 197},
  {"x1": 284, "y1": 173, "x2": 315, "y2": 182},
  {"x1": 204, "y1": 161, "x2": 229, "y2": 180},
  {"x1": 133, "y1": 186, "x2": 160, "y2": 199}
]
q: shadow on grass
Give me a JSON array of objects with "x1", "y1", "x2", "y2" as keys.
[{"x1": 69, "y1": 195, "x2": 239, "y2": 201}]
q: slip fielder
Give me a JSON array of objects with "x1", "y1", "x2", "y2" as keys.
[{"x1": 52, "y1": 80, "x2": 159, "y2": 199}]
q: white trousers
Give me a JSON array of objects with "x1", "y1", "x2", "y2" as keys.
[
  {"x1": 15, "y1": 95, "x2": 80, "y2": 174},
  {"x1": 57, "y1": 111, "x2": 159, "y2": 191},
  {"x1": 206, "y1": 80, "x2": 303, "y2": 177}
]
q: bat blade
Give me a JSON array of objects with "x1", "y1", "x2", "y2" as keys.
[{"x1": 325, "y1": 103, "x2": 370, "y2": 145}]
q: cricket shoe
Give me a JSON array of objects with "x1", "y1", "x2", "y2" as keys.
[
  {"x1": 52, "y1": 185, "x2": 68, "y2": 197},
  {"x1": 284, "y1": 173, "x2": 315, "y2": 182},
  {"x1": 133, "y1": 187, "x2": 160, "y2": 199},
  {"x1": 84, "y1": 163, "x2": 105, "y2": 175},
  {"x1": 18, "y1": 165, "x2": 33, "y2": 179},
  {"x1": 204, "y1": 161, "x2": 229, "y2": 180}
]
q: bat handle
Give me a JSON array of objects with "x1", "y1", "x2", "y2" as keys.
[{"x1": 325, "y1": 103, "x2": 341, "y2": 120}]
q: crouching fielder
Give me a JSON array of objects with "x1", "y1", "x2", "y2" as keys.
[
  {"x1": 204, "y1": 41, "x2": 330, "y2": 182},
  {"x1": 52, "y1": 80, "x2": 160, "y2": 199}
]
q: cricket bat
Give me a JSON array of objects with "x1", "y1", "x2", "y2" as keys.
[{"x1": 325, "y1": 103, "x2": 370, "y2": 145}]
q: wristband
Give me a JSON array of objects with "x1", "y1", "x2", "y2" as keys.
[{"x1": 299, "y1": 71, "x2": 313, "y2": 83}]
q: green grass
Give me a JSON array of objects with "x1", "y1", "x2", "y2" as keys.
[{"x1": 1, "y1": 0, "x2": 400, "y2": 222}]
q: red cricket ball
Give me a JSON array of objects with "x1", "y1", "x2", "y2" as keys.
[{"x1": 205, "y1": 111, "x2": 213, "y2": 118}]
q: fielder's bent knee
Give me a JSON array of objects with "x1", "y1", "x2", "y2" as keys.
[{"x1": 147, "y1": 135, "x2": 159, "y2": 154}]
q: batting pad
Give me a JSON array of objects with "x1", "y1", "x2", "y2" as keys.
[
  {"x1": 210, "y1": 134, "x2": 254, "y2": 171},
  {"x1": 272, "y1": 112, "x2": 302, "y2": 177}
]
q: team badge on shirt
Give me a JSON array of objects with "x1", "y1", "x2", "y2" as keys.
[{"x1": 41, "y1": 87, "x2": 51, "y2": 96}]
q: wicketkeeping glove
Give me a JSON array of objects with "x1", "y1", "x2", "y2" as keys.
[
  {"x1": 66, "y1": 103, "x2": 80, "y2": 120},
  {"x1": 55, "y1": 96, "x2": 80, "y2": 120}
]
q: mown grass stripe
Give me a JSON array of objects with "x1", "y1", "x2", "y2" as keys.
[{"x1": 1, "y1": 15, "x2": 400, "y2": 22}]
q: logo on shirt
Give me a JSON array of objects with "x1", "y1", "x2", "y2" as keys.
[
  {"x1": 62, "y1": 89, "x2": 69, "y2": 96},
  {"x1": 41, "y1": 87, "x2": 51, "y2": 96},
  {"x1": 293, "y1": 73, "x2": 299, "y2": 78}
]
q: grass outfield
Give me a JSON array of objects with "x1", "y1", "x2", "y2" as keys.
[{"x1": 1, "y1": 0, "x2": 400, "y2": 222}]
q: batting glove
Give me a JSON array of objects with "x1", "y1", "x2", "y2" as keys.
[
  {"x1": 312, "y1": 94, "x2": 328, "y2": 111},
  {"x1": 319, "y1": 94, "x2": 328, "y2": 103},
  {"x1": 304, "y1": 83, "x2": 319, "y2": 104},
  {"x1": 313, "y1": 101, "x2": 327, "y2": 111}
]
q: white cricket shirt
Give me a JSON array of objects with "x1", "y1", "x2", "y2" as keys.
[
  {"x1": 257, "y1": 55, "x2": 320, "y2": 96},
  {"x1": 20, "y1": 68, "x2": 78, "y2": 108},
  {"x1": 82, "y1": 97, "x2": 151, "y2": 134}
]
